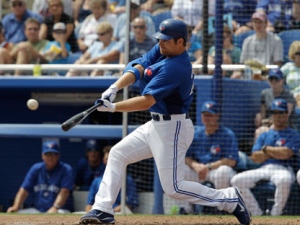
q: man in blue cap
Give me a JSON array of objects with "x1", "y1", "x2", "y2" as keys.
[
  {"x1": 255, "y1": 68, "x2": 296, "y2": 140},
  {"x1": 7, "y1": 140, "x2": 73, "y2": 214},
  {"x1": 178, "y1": 100, "x2": 239, "y2": 214},
  {"x1": 74, "y1": 139, "x2": 106, "y2": 191},
  {"x1": 232, "y1": 98, "x2": 300, "y2": 216}
]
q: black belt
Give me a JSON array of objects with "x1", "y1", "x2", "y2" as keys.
[{"x1": 151, "y1": 113, "x2": 190, "y2": 121}]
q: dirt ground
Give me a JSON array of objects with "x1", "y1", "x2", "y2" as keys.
[{"x1": 1, "y1": 214, "x2": 300, "y2": 225}]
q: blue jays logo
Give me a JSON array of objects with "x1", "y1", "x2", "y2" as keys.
[
  {"x1": 206, "y1": 103, "x2": 213, "y2": 109},
  {"x1": 145, "y1": 66, "x2": 153, "y2": 77},
  {"x1": 210, "y1": 145, "x2": 221, "y2": 154},
  {"x1": 274, "y1": 99, "x2": 283, "y2": 107},
  {"x1": 276, "y1": 138, "x2": 286, "y2": 146},
  {"x1": 160, "y1": 25, "x2": 165, "y2": 31}
]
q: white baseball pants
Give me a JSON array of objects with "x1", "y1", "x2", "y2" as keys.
[{"x1": 93, "y1": 115, "x2": 239, "y2": 215}]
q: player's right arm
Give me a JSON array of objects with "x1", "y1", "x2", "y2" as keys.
[{"x1": 7, "y1": 188, "x2": 29, "y2": 213}]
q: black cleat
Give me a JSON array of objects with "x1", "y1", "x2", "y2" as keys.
[{"x1": 232, "y1": 187, "x2": 251, "y2": 225}]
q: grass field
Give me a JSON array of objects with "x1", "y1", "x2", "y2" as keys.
[{"x1": 1, "y1": 213, "x2": 300, "y2": 225}]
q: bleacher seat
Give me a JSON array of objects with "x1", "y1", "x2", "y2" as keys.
[
  {"x1": 233, "y1": 30, "x2": 255, "y2": 49},
  {"x1": 278, "y1": 29, "x2": 300, "y2": 62},
  {"x1": 152, "y1": 10, "x2": 172, "y2": 32}
]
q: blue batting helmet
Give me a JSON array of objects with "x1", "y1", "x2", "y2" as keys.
[{"x1": 152, "y1": 19, "x2": 188, "y2": 41}]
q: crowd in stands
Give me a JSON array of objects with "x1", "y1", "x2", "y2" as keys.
[{"x1": 2, "y1": 0, "x2": 300, "y2": 216}]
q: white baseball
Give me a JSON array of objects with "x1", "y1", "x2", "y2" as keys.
[{"x1": 27, "y1": 99, "x2": 39, "y2": 111}]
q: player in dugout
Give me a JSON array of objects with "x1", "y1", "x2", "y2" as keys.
[
  {"x1": 7, "y1": 140, "x2": 73, "y2": 214},
  {"x1": 79, "y1": 18, "x2": 251, "y2": 225}
]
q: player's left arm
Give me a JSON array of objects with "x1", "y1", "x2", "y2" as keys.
[
  {"x1": 263, "y1": 146, "x2": 294, "y2": 160},
  {"x1": 47, "y1": 188, "x2": 70, "y2": 213}
]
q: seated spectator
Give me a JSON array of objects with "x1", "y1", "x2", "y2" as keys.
[
  {"x1": 1, "y1": 0, "x2": 43, "y2": 44},
  {"x1": 6, "y1": 140, "x2": 74, "y2": 214},
  {"x1": 231, "y1": 98, "x2": 300, "y2": 216},
  {"x1": 178, "y1": 100, "x2": 239, "y2": 214},
  {"x1": 186, "y1": 25, "x2": 202, "y2": 63},
  {"x1": 39, "y1": 0, "x2": 77, "y2": 53},
  {"x1": 85, "y1": 145, "x2": 139, "y2": 213},
  {"x1": 223, "y1": 0, "x2": 257, "y2": 35},
  {"x1": 42, "y1": 22, "x2": 71, "y2": 75},
  {"x1": 77, "y1": 0, "x2": 117, "y2": 52},
  {"x1": 232, "y1": 12, "x2": 284, "y2": 79},
  {"x1": 255, "y1": 68, "x2": 296, "y2": 140},
  {"x1": 32, "y1": 0, "x2": 73, "y2": 18},
  {"x1": 199, "y1": 25, "x2": 241, "y2": 77},
  {"x1": 73, "y1": 0, "x2": 92, "y2": 26},
  {"x1": 287, "y1": 1, "x2": 300, "y2": 30},
  {"x1": 119, "y1": 17, "x2": 156, "y2": 65},
  {"x1": 74, "y1": 140, "x2": 106, "y2": 191},
  {"x1": 281, "y1": 41, "x2": 300, "y2": 108},
  {"x1": 0, "y1": 18, "x2": 49, "y2": 76},
  {"x1": 66, "y1": 22, "x2": 123, "y2": 77},
  {"x1": 113, "y1": 0, "x2": 155, "y2": 42},
  {"x1": 242, "y1": 12, "x2": 283, "y2": 66}
]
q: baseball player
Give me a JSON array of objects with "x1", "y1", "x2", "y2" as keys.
[
  {"x1": 74, "y1": 139, "x2": 106, "y2": 190},
  {"x1": 179, "y1": 100, "x2": 239, "y2": 214},
  {"x1": 7, "y1": 140, "x2": 74, "y2": 214},
  {"x1": 80, "y1": 19, "x2": 251, "y2": 225},
  {"x1": 231, "y1": 98, "x2": 300, "y2": 216}
]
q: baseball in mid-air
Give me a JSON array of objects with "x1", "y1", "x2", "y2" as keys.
[{"x1": 27, "y1": 99, "x2": 39, "y2": 111}]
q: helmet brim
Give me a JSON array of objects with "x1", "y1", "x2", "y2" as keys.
[{"x1": 152, "y1": 31, "x2": 173, "y2": 40}]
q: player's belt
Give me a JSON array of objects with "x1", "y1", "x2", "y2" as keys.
[{"x1": 151, "y1": 113, "x2": 190, "y2": 121}]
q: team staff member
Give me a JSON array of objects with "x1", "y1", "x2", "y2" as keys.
[
  {"x1": 231, "y1": 98, "x2": 300, "y2": 216},
  {"x1": 7, "y1": 141, "x2": 73, "y2": 214},
  {"x1": 79, "y1": 19, "x2": 251, "y2": 225}
]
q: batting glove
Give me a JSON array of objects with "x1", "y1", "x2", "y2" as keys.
[
  {"x1": 95, "y1": 99, "x2": 116, "y2": 112},
  {"x1": 101, "y1": 84, "x2": 119, "y2": 102}
]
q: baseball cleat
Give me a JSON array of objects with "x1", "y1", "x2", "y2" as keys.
[
  {"x1": 79, "y1": 209, "x2": 115, "y2": 224},
  {"x1": 232, "y1": 186, "x2": 251, "y2": 225}
]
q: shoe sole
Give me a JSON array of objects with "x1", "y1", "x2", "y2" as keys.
[
  {"x1": 234, "y1": 187, "x2": 251, "y2": 225},
  {"x1": 80, "y1": 218, "x2": 115, "y2": 224}
]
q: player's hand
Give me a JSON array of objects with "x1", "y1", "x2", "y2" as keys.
[
  {"x1": 95, "y1": 99, "x2": 116, "y2": 112},
  {"x1": 7, "y1": 206, "x2": 19, "y2": 213},
  {"x1": 102, "y1": 84, "x2": 119, "y2": 102}
]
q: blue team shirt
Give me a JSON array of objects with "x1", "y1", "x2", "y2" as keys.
[
  {"x1": 186, "y1": 126, "x2": 239, "y2": 164},
  {"x1": 137, "y1": 44, "x2": 194, "y2": 114},
  {"x1": 75, "y1": 158, "x2": 106, "y2": 190},
  {"x1": 87, "y1": 175, "x2": 139, "y2": 209},
  {"x1": 252, "y1": 128, "x2": 300, "y2": 167},
  {"x1": 21, "y1": 161, "x2": 73, "y2": 212},
  {"x1": 256, "y1": 0, "x2": 293, "y2": 27},
  {"x1": 2, "y1": 10, "x2": 43, "y2": 43}
]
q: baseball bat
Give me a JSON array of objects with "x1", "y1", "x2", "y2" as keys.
[{"x1": 61, "y1": 101, "x2": 103, "y2": 132}]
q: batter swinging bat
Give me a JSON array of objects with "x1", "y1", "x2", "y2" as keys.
[{"x1": 61, "y1": 101, "x2": 103, "y2": 132}]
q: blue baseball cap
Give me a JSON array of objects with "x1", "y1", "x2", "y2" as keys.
[
  {"x1": 201, "y1": 101, "x2": 219, "y2": 114},
  {"x1": 42, "y1": 141, "x2": 59, "y2": 154},
  {"x1": 86, "y1": 139, "x2": 99, "y2": 151},
  {"x1": 271, "y1": 98, "x2": 288, "y2": 112},
  {"x1": 268, "y1": 68, "x2": 283, "y2": 80}
]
